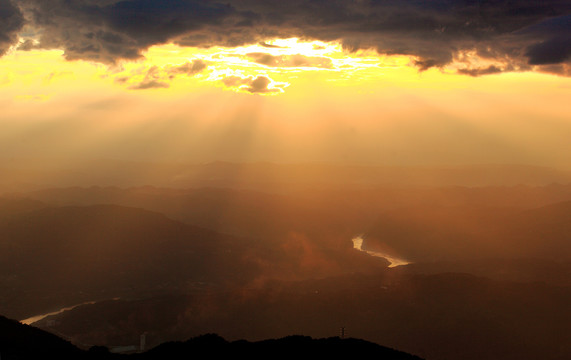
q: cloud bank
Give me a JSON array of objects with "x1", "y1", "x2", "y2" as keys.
[
  {"x1": 3, "y1": 0, "x2": 571, "y2": 74},
  {"x1": 0, "y1": 0, "x2": 24, "y2": 55}
]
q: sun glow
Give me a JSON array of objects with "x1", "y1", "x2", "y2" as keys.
[
  {"x1": 107, "y1": 37, "x2": 394, "y2": 94},
  {"x1": 1, "y1": 35, "x2": 569, "y2": 169},
  {"x1": 6, "y1": 36, "x2": 559, "y2": 99}
]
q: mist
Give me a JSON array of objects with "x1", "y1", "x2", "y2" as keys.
[{"x1": 2, "y1": 2, "x2": 570, "y2": 358}]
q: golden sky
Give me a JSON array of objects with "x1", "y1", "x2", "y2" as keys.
[{"x1": 1, "y1": 36, "x2": 570, "y2": 168}]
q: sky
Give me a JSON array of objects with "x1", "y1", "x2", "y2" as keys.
[{"x1": 1, "y1": 0, "x2": 570, "y2": 168}]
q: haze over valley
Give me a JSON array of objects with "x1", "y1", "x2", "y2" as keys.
[
  {"x1": 1, "y1": 0, "x2": 570, "y2": 358},
  {"x1": 0, "y1": 162, "x2": 570, "y2": 359}
]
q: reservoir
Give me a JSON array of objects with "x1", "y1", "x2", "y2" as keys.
[{"x1": 352, "y1": 235, "x2": 410, "y2": 267}]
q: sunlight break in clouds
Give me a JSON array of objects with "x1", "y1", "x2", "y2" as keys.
[
  {"x1": 107, "y1": 38, "x2": 385, "y2": 94},
  {"x1": 0, "y1": 1, "x2": 569, "y2": 170}
]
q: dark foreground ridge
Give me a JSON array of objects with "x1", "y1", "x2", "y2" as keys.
[{"x1": 0, "y1": 315, "x2": 423, "y2": 360}]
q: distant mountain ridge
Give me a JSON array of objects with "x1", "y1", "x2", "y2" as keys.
[{"x1": 2, "y1": 161, "x2": 570, "y2": 192}]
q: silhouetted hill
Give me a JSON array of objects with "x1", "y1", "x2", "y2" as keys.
[
  {"x1": 0, "y1": 315, "x2": 82, "y2": 360},
  {"x1": 140, "y1": 334, "x2": 423, "y2": 360},
  {"x1": 0, "y1": 315, "x2": 423, "y2": 360}
]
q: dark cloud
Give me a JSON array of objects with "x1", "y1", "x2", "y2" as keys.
[
  {"x1": 124, "y1": 59, "x2": 208, "y2": 90},
  {"x1": 520, "y1": 16, "x2": 571, "y2": 65},
  {"x1": 16, "y1": 0, "x2": 238, "y2": 62},
  {"x1": 0, "y1": 0, "x2": 25, "y2": 55},
  {"x1": 526, "y1": 37, "x2": 571, "y2": 65},
  {"x1": 222, "y1": 75, "x2": 283, "y2": 94},
  {"x1": 536, "y1": 63, "x2": 571, "y2": 77},
  {"x1": 9, "y1": 0, "x2": 571, "y2": 74},
  {"x1": 247, "y1": 76, "x2": 277, "y2": 93},
  {"x1": 129, "y1": 79, "x2": 169, "y2": 90},
  {"x1": 128, "y1": 65, "x2": 170, "y2": 89},
  {"x1": 415, "y1": 59, "x2": 442, "y2": 72},
  {"x1": 229, "y1": 0, "x2": 571, "y2": 71},
  {"x1": 458, "y1": 65, "x2": 504, "y2": 77},
  {"x1": 167, "y1": 59, "x2": 208, "y2": 76},
  {"x1": 258, "y1": 41, "x2": 285, "y2": 49},
  {"x1": 247, "y1": 52, "x2": 332, "y2": 68},
  {"x1": 104, "y1": 0, "x2": 234, "y2": 45},
  {"x1": 16, "y1": 38, "x2": 36, "y2": 50}
]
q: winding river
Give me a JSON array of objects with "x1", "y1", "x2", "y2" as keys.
[
  {"x1": 20, "y1": 298, "x2": 120, "y2": 325},
  {"x1": 20, "y1": 301, "x2": 97, "y2": 325},
  {"x1": 352, "y1": 235, "x2": 410, "y2": 267}
]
